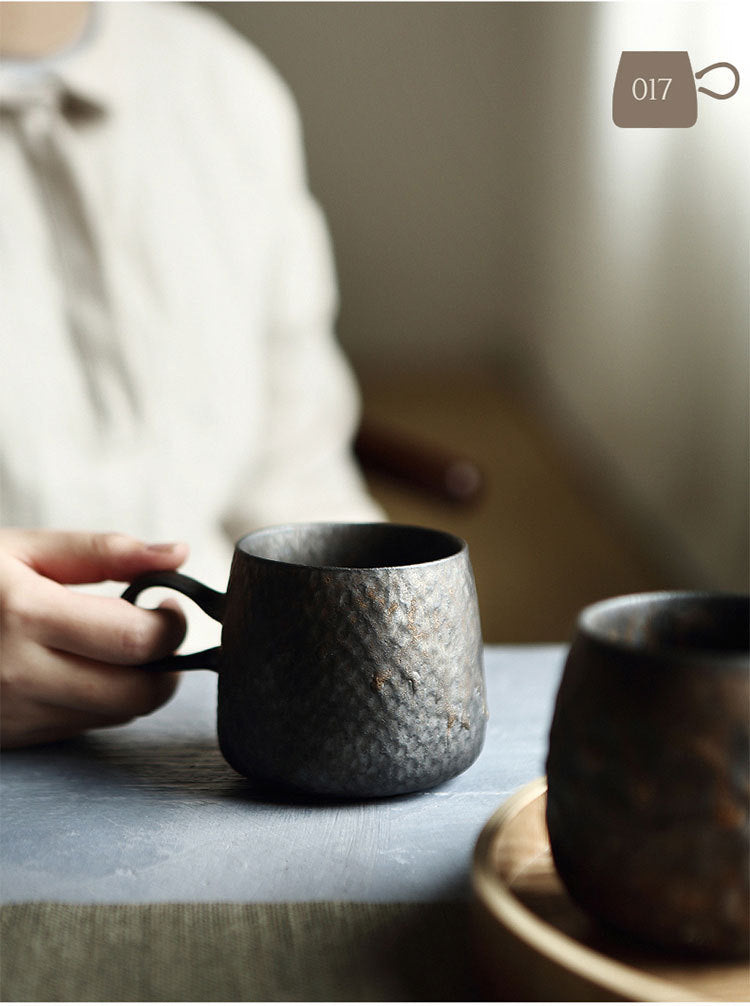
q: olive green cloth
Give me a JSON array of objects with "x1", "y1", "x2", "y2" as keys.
[{"x1": 1, "y1": 901, "x2": 480, "y2": 1001}]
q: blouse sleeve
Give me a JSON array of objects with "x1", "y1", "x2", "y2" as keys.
[{"x1": 220, "y1": 159, "x2": 385, "y2": 536}]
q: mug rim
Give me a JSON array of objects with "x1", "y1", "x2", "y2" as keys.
[
  {"x1": 576, "y1": 589, "x2": 750, "y2": 662},
  {"x1": 234, "y1": 521, "x2": 468, "y2": 572}
]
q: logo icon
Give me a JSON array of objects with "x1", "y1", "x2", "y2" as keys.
[{"x1": 613, "y1": 51, "x2": 739, "y2": 127}]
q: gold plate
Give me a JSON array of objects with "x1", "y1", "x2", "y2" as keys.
[{"x1": 472, "y1": 778, "x2": 750, "y2": 1002}]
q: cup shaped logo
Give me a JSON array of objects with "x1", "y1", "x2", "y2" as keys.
[{"x1": 613, "y1": 51, "x2": 739, "y2": 127}]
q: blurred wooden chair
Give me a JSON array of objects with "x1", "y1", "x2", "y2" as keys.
[{"x1": 355, "y1": 417, "x2": 484, "y2": 505}]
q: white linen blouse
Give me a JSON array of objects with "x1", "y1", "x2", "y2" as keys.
[{"x1": 0, "y1": 2, "x2": 382, "y2": 615}]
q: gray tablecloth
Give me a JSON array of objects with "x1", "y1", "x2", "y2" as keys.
[{"x1": 0, "y1": 645, "x2": 566, "y2": 1000}]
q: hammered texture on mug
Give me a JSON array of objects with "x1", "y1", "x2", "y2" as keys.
[
  {"x1": 217, "y1": 549, "x2": 487, "y2": 797},
  {"x1": 546, "y1": 634, "x2": 750, "y2": 958}
]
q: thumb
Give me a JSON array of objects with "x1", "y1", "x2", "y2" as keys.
[{"x1": 4, "y1": 530, "x2": 189, "y2": 585}]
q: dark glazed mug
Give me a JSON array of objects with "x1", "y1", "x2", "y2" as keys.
[
  {"x1": 123, "y1": 522, "x2": 487, "y2": 798},
  {"x1": 546, "y1": 591, "x2": 750, "y2": 958}
]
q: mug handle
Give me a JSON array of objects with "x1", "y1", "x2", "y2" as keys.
[
  {"x1": 121, "y1": 570, "x2": 226, "y2": 672},
  {"x1": 695, "y1": 61, "x2": 740, "y2": 100}
]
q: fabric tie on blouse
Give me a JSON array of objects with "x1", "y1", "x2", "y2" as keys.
[{"x1": 2, "y1": 76, "x2": 139, "y2": 431}]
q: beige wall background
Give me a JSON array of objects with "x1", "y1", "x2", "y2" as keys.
[{"x1": 208, "y1": 1, "x2": 748, "y2": 592}]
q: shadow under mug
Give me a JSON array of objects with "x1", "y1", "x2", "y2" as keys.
[
  {"x1": 546, "y1": 590, "x2": 750, "y2": 958},
  {"x1": 122, "y1": 522, "x2": 488, "y2": 798}
]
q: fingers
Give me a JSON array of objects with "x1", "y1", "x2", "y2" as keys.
[
  {"x1": 31, "y1": 589, "x2": 187, "y2": 666},
  {"x1": 0, "y1": 625, "x2": 180, "y2": 749},
  {"x1": 22, "y1": 648, "x2": 181, "y2": 718},
  {"x1": 5, "y1": 631, "x2": 179, "y2": 720},
  {"x1": 0, "y1": 527, "x2": 191, "y2": 749},
  {"x1": 0, "y1": 529, "x2": 188, "y2": 585},
  {"x1": 2, "y1": 556, "x2": 187, "y2": 666},
  {"x1": 0, "y1": 705, "x2": 136, "y2": 750}
]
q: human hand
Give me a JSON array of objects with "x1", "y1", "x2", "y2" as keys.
[{"x1": 0, "y1": 529, "x2": 189, "y2": 749}]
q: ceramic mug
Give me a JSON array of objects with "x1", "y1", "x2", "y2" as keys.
[
  {"x1": 546, "y1": 591, "x2": 750, "y2": 957},
  {"x1": 123, "y1": 522, "x2": 487, "y2": 798},
  {"x1": 613, "y1": 51, "x2": 739, "y2": 127}
]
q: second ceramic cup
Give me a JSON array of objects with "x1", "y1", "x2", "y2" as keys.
[{"x1": 546, "y1": 591, "x2": 749, "y2": 958}]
